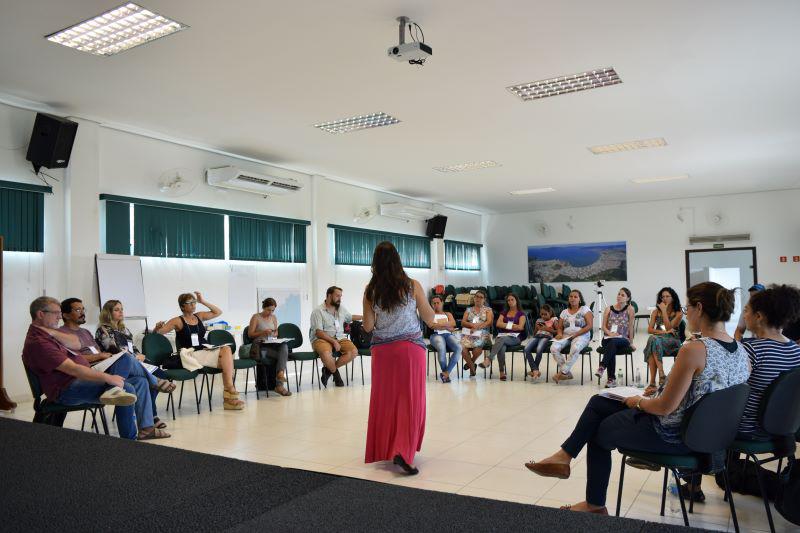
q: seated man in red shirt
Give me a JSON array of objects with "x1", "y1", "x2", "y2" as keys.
[{"x1": 22, "y1": 296, "x2": 150, "y2": 440}]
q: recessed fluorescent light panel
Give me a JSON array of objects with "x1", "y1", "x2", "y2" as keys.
[
  {"x1": 507, "y1": 67, "x2": 621, "y2": 101},
  {"x1": 433, "y1": 160, "x2": 501, "y2": 173},
  {"x1": 314, "y1": 112, "x2": 400, "y2": 134},
  {"x1": 631, "y1": 174, "x2": 689, "y2": 184},
  {"x1": 45, "y1": 3, "x2": 188, "y2": 57},
  {"x1": 589, "y1": 137, "x2": 667, "y2": 155},
  {"x1": 509, "y1": 187, "x2": 556, "y2": 196}
]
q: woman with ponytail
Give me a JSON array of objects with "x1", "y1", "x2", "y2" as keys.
[{"x1": 523, "y1": 282, "x2": 750, "y2": 515}]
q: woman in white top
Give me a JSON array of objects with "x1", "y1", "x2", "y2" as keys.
[{"x1": 550, "y1": 290, "x2": 593, "y2": 383}]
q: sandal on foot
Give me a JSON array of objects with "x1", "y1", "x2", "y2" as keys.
[
  {"x1": 274, "y1": 385, "x2": 292, "y2": 397},
  {"x1": 643, "y1": 384, "x2": 657, "y2": 397},
  {"x1": 277, "y1": 372, "x2": 288, "y2": 383},
  {"x1": 223, "y1": 389, "x2": 240, "y2": 400},
  {"x1": 499, "y1": 374, "x2": 507, "y2": 381},
  {"x1": 153, "y1": 417, "x2": 167, "y2": 430},
  {"x1": 138, "y1": 427, "x2": 171, "y2": 440},
  {"x1": 659, "y1": 374, "x2": 666, "y2": 386},
  {"x1": 223, "y1": 398, "x2": 245, "y2": 410},
  {"x1": 155, "y1": 378, "x2": 177, "y2": 394}
]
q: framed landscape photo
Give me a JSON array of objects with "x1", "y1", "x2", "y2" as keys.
[{"x1": 528, "y1": 241, "x2": 627, "y2": 282}]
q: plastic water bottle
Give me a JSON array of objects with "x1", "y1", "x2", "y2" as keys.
[
  {"x1": 667, "y1": 477, "x2": 680, "y2": 514},
  {"x1": 616, "y1": 367, "x2": 624, "y2": 384},
  {"x1": 635, "y1": 367, "x2": 643, "y2": 388}
]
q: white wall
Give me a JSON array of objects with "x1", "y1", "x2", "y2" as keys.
[
  {"x1": 483, "y1": 190, "x2": 800, "y2": 312},
  {"x1": 0, "y1": 101, "x2": 483, "y2": 401}
]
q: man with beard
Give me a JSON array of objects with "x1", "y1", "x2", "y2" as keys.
[
  {"x1": 310, "y1": 286, "x2": 362, "y2": 387},
  {"x1": 59, "y1": 297, "x2": 174, "y2": 436}
]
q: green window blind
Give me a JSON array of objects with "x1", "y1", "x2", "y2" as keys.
[
  {"x1": 229, "y1": 216, "x2": 307, "y2": 263},
  {"x1": 331, "y1": 225, "x2": 431, "y2": 268},
  {"x1": 134, "y1": 204, "x2": 224, "y2": 259},
  {"x1": 0, "y1": 181, "x2": 49, "y2": 252},
  {"x1": 105, "y1": 200, "x2": 131, "y2": 255},
  {"x1": 445, "y1": 240, "x2": 482, "y2": 271}
]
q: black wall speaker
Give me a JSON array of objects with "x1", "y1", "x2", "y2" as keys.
[
  {"x1": 426, "y1": 215, "x2": 448, "y2": 238},
  {"x1": 26, "y1": 113, "x2": 79, "y2": 174}
]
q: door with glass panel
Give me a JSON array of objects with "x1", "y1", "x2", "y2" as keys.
[{"x1": 685, "y1": 247, "x2": 757, "y2": 336}]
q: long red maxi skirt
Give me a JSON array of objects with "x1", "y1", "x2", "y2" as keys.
[{"x1": 364, "y1": 340, "x2": 427, "y2": 465}]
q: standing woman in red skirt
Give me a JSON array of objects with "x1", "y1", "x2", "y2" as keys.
[{"x1": 363, "y1": 241, "x2": 435, "y2": 475}]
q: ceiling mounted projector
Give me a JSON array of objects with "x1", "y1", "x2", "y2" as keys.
[{"x1": 387, "y1": 16, "x2": 431, "y2": 65}]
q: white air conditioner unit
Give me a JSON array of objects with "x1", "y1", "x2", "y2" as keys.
[
  {"x1": 379, "y1": 202, "x2": 437, "y2": 221},
  {"x1": 206, "y1": 165, "x2": 304, "y2": 196}
]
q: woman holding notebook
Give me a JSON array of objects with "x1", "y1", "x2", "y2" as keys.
[{"x1": 523, "y1": 282, "x2": 750, "y2": 515}]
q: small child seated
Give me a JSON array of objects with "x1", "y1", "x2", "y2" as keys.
[{"x1": 524, "y1": 305, "x2": 558, "y2": 379}]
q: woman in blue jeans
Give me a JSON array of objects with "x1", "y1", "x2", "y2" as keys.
[
  {"x1": 596, "y1": 288, "x2": 636, "y2": 387},
  {"x1": 524, "y1": 282, "x2": 749, "y2": 514},
  {"x1": 427, "y1": 295, "x2": 461, "y2": 383}
]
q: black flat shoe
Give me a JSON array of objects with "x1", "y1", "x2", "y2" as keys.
[
  {"x1": 679, "y1": 482, "x2": 706, "y2": 503},
  {"x1": 320, "y1": 367, "x2": 331, "y2": 388},
  {"x1": 393, "y1": 454, "x2": 419, "y2": 475}
]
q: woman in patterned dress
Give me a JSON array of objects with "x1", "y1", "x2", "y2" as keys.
[{"x1": 643, "y1": 287, "x2": 684, "y2": 396}]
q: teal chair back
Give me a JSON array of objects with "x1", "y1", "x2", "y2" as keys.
[
  {"x1": 631, "y1": 300, "x2": 639, "y2": 313},
  {"x1": 682, "y1": 383, "x2": 750, "y2": 453},
  {"x1": 24, "y1": 364, "x2": 44, "y2": 403},
  {"x1": 277, "y1": 323, "x2": 304, "y2": 350},
  {"x1": 142, "y1": 333, "x2": 174, "y2": 365},
  {"x1": 761, "y1": 368, "x2": 800, "y2": 436},
  {"x1": 207, "y1": 329, "x2": 236, "y2": 352}
]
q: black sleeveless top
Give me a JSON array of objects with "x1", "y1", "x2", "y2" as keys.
[
  {"x1": 176, "y1": 314, "x2": 206, "y2": 349},
  {"x1": 610, "y1": 303, "x2": 629, "y2": 314}
]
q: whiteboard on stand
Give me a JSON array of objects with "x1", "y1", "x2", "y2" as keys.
[{"x1": 95, "y1": 254, "x2": 147, "y2": 318}]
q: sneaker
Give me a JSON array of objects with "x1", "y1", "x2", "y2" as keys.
[
  {"x1": 595, "y1": 366, "x2": 605, "y2": 378},
  {"x1": 320, "y1": 367, "x2": 332, "y2": 388},
  {"x1": 333, "y1": 369, "x2": 345, "y2": 387},
  {"x1": 100, "y1": 386, "x2": 137, "y2": 406},
  {"x1": 605, "y1": 378, "x2": 617, "y2": 388}
]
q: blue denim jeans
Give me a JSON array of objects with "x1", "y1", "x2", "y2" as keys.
[
  {"x1": 59, "y1": 353, "x2": 155, "y2": 439},
  {"x1": 430, "y1": 333, "x2": 462, "y2": 374},
  {"x1": 523, "y1": 336, "x2": 552, "y2": 370},
  {"x1": 111, "y1": 354, "x2": 161, "y2": 419}
]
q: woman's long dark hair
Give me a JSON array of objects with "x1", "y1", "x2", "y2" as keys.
[
  {"x1": 656, "y1": 287, "x2": 681, "y2": 313},
  {"x1": 365, "y1": 241, "x2": 413, "y2": 312}
]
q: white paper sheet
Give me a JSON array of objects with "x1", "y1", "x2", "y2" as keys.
[
  {"x1": 92, "y1": 352, "x2": 125, "y2": 373},
  {"x1": 598, "y1": 386, "x2": 645, "y2": 402}
]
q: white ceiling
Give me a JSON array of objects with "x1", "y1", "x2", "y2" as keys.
[{"x1": 1, "y1": 0, "x2": 799, "y2": 214}]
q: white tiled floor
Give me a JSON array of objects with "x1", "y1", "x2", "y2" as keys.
[{"x1": 3, "y1": 349, "x2": 797, "y2": 533}]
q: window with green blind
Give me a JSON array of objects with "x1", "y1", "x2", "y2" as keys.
[
  {"x1": 0, "y1": 180, "x2": 49, "y2": 253},
  {"x1": 105, "y1": 200, "x2": 131, "y2": 255},
  {"x1": 99, "y1": 194, "x2": 309, "y2": 263},
  {"x1": 229, "y1": 215, "x2": 307, "y2": 263},
  {"x1": 330, "y1": 225, "x2": 431, "y2": 268},
  {"x1": 445, "y1": 240, "x2": 482, "y2": 271},
  {"x1": 134, "y1": 204, "x2": 224, "y2": 259}
]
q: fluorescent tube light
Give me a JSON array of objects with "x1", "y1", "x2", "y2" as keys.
[
  {"x1": 509, "y1": 187, "x2": 556, "y2": 196},
  {"x1": 589, "y1": 137, "x2": 667, "y2": 154},
  {"x1": 45, "y1": 2, "x2": 188, "y2": 57},
  {"x1": 314, "y1": 112, "x2": 400, "y2": 134},
  {"x1": 433, "y1": 160, "x2": 501, "y2": 173},
  {"x1": 507, "y1": 67, "x2": 621, "y2": 101},
  {"x1": 631, "y1": 174, "x2": 689, "y2": 184}
]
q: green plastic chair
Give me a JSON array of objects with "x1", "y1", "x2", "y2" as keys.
[
  {"x1": 726, "y1": 368, "x2": 800, "y2": 533},
  {"x1": 615, "y1": 383, "x2": 750, "y2": 531},
  {"x1": 208, "y1": 329, "x2": 258, "y2": 397},
  {"x1": 142, "y1": 333, "x2": 200, "y2": 419},
  {"x1": 505, "y1": 311, "x2": 534, "y2": 380},
  {"x1": 25, "y1": 364, "x2": 109, "y2": 434},
  {"x1": 278, "y1": 323, "x2": 320, "y2": 392}
]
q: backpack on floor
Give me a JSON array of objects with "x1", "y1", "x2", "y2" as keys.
[{"x1": 775, "y1": 457, "x2": 800, "y2": 526}]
